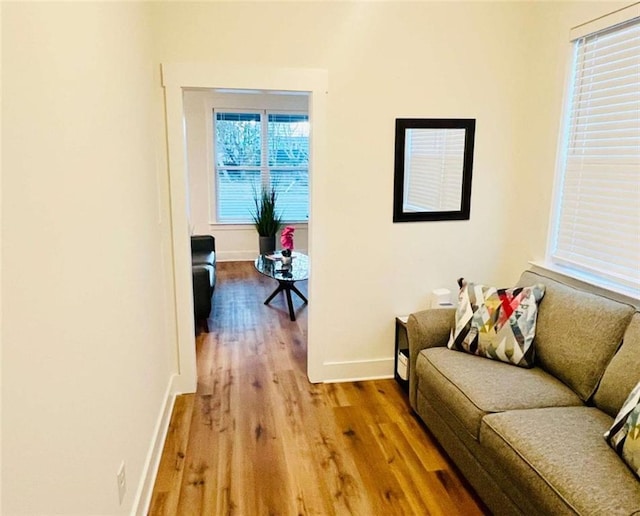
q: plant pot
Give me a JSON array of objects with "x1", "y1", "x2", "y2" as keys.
[{"x1": 259, "y1": 235, "x2": 276, "y2": 255}]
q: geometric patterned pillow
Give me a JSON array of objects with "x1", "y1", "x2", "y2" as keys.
[
  {"x1": 447, "y1": 280, "x2": 546, "y2": 368},
  {"x1": 605, "y1": 381, "x2": 640, "y2": 479}
]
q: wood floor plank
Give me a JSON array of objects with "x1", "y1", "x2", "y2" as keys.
[
  {"x1": 333, "y1": 406, "x2": 417, "y2": 515},
  {"x1": 371, "y1": 421, "x2": 434, "y2": 515},
  {"x1": 149, "y1": 395, "x2": 195, "y2": 516},
  {"x1": 149, "y1": 261, "x2": 487, "y2": 516},
  {"x1": 174, "y1": 394, "x2": 219, "y2": 514},
  {"x1": 367, "y1": 381, "x2": 452, "y2": 472},
  {"x1": 269, "y1": 371, "x2": 337, "y2": 516},
  {"x1": 281, "y1": 375, "x2": 374, "y2": 515},
  {"x1": 237, "y1": 363, "x2": 296, "y2": 515}
]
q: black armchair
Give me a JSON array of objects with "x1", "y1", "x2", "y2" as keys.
[{"x1": 191, "y1": 235, "x2": 216, "y2": 330}]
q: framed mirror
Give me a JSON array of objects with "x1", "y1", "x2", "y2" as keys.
[{"x1": 393, "y1": 118, "x2": 476, "y2": 222}]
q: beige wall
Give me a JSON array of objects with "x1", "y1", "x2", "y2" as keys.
[
  {"x1": 2, "y1": 2, "x2": 176, "y2": 514},
  {"x1": 152, "y1": 1, "x2": 623, "y2": 380},
  {"x1": 0, "y1": 3, "x2": 3, "y2": 510}
]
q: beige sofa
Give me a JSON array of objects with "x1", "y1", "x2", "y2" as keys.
[{"x1": 407, "y1": 270, "x2": 640, "y2": 515}]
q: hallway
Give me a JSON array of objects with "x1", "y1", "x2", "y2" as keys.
[{"x1": 150, "y1": 261, "x2": 484, "y2": 515}]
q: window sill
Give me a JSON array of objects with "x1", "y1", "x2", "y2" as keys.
[
  {"x1": 529, "y1": 260, "x2": 640, "y2": 307},
  {"x1": 207, "y1": 222, "x2": 308, "y2": 232}
]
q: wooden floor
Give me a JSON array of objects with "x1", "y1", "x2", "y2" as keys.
[{"x1": 150, "y1": 261, "x2": 486, "y2": 515}]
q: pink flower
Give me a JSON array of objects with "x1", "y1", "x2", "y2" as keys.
[{"x1": 280, "y1": 226, "x2": 295, "y2": 251}]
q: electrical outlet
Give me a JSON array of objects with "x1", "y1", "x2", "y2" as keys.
[{"x1": 116, "y1": 461, "x2": 126, "y2": 505}]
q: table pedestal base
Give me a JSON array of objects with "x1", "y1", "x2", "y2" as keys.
[{"x1": 264, "y1": 281, "x2": 308, "y2": 321}]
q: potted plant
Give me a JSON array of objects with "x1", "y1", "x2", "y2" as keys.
[{"x1": 251, "y1": 184, "x2": 282, "y2": 255}]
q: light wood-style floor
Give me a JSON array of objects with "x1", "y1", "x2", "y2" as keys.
[{"x1": 149, "y1": 261, "x2": 486, "y2": 515}]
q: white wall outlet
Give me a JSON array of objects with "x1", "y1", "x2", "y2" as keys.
[{"x1": 116, "y1": 461, "x2": 126, "y2": 505}]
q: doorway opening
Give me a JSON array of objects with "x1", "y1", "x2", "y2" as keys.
[
  {"x1": 163, "y1": 64, "x2": 328, "y2": 393},
  {"x1": 183, "y1": 88, "x2": 310, "y2": 259}
]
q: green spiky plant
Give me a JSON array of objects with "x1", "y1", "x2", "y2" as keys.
[{"x1": 251, "y1": 184, "x2": 282, "y2": 237}]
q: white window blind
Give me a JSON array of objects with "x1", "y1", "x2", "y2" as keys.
[
  {"x1": 268, "y1": 114, "x2": 309, "y2": 222},
  {"x1": 550, "y1": 16, "x2": 640, "y2": 293},
  {"x1": 214, "y1": 111, "x2": 309, "y2": 223},
  {"x1": 215, "y1": 112, "x2": 261, "y2": 222}
]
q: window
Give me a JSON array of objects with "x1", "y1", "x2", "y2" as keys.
[
  {"x1": 213, "y1": 110, "x2": 309, "y2": 223},
  {"x1": 548, "y1": 12, "x2": 640, "y2": 296}
]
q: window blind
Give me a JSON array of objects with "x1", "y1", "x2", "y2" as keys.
[
  {"x1": 215, "y1": 112, "x2": 262, "y2": 222},
  {"x1": 268, "y1": 113, "x2": 309, "y2": 221},
  {"x1": 551, "y1": 17, "x2": 640, "y2": 291},
  {"x1": 213, "y1": 111, "x2": 309, "y2": 223}
]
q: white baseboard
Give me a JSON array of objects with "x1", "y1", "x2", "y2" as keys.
[
  {"x1": 172, "y1": 371, "x2": 197, "y2": 395},
  {"x1": 321, "y1": 357, "x2": 394, "y2": 383},
  {"x1": 132, "y1": 373, "x2": 178, "y2": 516},
  {"x1": 217, "y1": 251, "x2": 256, "y2": 262}
]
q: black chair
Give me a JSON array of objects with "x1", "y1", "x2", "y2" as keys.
[{"x1": 191, "y1": 235, "x2": 216, "y2": 331}]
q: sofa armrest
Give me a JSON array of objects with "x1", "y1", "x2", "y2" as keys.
[
  {"x1": 408, "y1": 307, "x2": 456, "y2": 410},
  {"x1": 191, "y1": 234, "x2": 215, "y2": 254}
]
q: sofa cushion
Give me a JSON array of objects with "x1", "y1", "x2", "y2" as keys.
[
  {"x1": 416, "y1": 347, "x2": 582, "y2": 440},
  {"x1": 192, "y1": 250, "x2": 216, "y2": 267},
  {"x1": 448, "y1": 281, "x2": 545, "y2": 368},
  {"x1": 480, "y1": 407, "x2": 640, "y2": 515},
  {"x1": 517, "y1": 271, "x2": 635, "y2": 401},
  {"x1": 414, "y1": 390, "x2": 537, "y2": 515},
  {"x1": 594, "y1": 313, "x2": 640, "y2": 417},
  {"x1": 605, "y1": 381, "x2": 640, "y2": 479}
]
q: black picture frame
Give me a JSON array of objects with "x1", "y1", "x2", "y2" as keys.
[{"x1": 393, "y1": 118, "x2": 476, "y2": 222}]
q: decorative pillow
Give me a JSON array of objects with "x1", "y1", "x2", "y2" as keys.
[
  {"x1": 605, "y1": 381, "x2": 640, "y2": 479},
  {"x1": 448, "y1": 280, "x2": 545, "y2": 368}
]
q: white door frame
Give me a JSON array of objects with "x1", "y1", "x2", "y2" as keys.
[{"x1": 162, "y1": 63, "x2": 328, "y2": 392}]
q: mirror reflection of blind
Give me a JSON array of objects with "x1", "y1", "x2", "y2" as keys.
[{"x1": 403, "y1": 128, "x2": 465, "y2": 212}]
